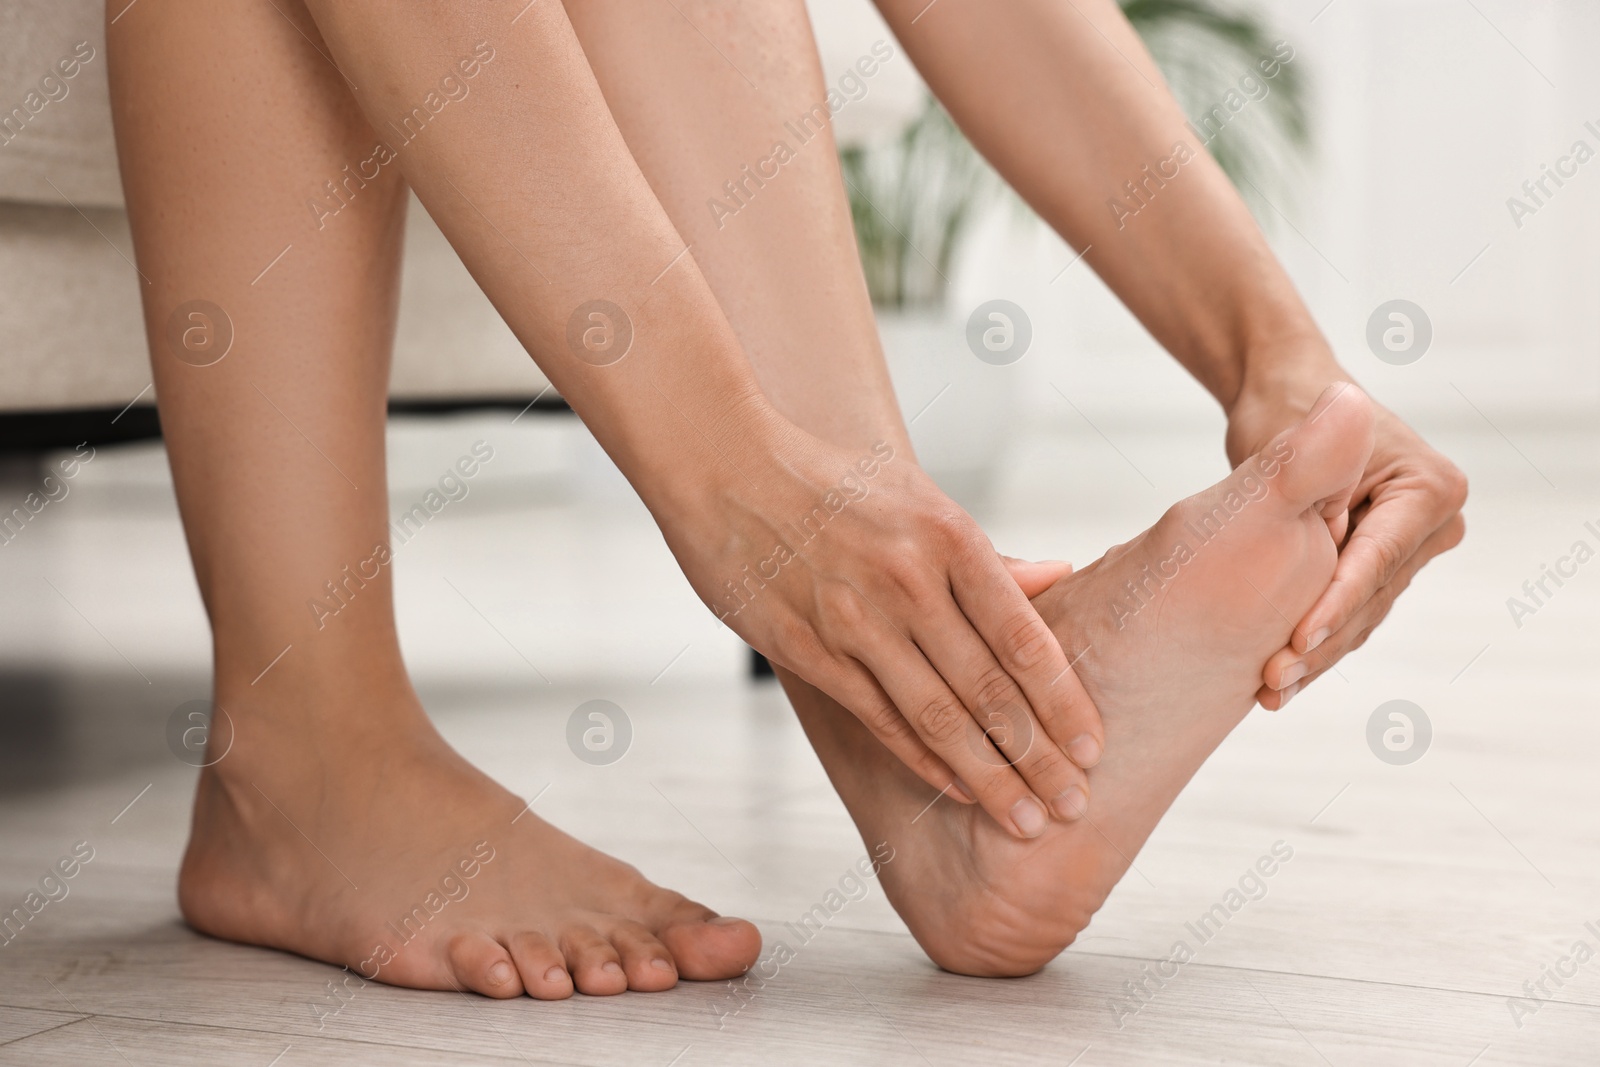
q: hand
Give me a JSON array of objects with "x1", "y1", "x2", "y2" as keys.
[
  {"x1": 1226, "y1": 373, "x2": 1468, "y2": 708},
  {"x1": 654, "y1": 418, "x2": 1104, "y2": 838}
]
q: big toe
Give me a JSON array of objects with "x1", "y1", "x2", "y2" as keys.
[
  {"x1": 658, "y1": 915, "x2": 761, "y2": 981},
  {"x1": 1258, "y1": 383, "x2": 1375, "y2": 517}
]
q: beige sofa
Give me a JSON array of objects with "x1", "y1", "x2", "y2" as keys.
[{"x1": 0, "y1": 1, "x2": 550, "y2": 417}]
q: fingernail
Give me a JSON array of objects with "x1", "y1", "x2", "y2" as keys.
[
  {"x1": 603, "y1": 961, "x2": 624, "y2": 976},
  {"x1": 1053, "y1": 786, "x2": 1088, "y2": 821},
  {"x1": 1304, "y1": 628, "x2": 1330, "y2": 653},
  {"x1": 489, "y1": 961, "x2": 515, "y2": 985},
  {"x1": 948, "y1": 778, "x2": 975, "y2": 803},
  {"x1": 651, "y1": 958, "x2": 675, "y2": 972},
  {"x1": 1010, "y1": 796, "x2": 1049, "y2": 838},
  {"x1": 1277, "y1": 662, "x2": 1309, "y2": 690},
  {"x1": 544, "y1": 965, "x2": 568, "y2": 983},
  {"x1": 709, "y1": 916, "x2": 744, "y2": 927},
  {"x1": 1066, "y1": 733, "x2": 1102, "y2": 768},
  {"x1": 1279, "y1": 682, "x2": 1300, "y2": 706}
]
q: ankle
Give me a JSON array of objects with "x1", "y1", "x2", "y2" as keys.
[{"x1": 206, "y1": 662, "x2": 434, "y2": 783}]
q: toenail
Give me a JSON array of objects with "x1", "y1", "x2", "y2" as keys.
[
  {"x1": 1066, "y1": 734, "x2": 1102, "y2": 768},
  {"x1": 1277, "y1": 662, "x2": 1309, "y2": 689},
  {"x1": 489, "y1": 961, "x2": 515, "y2": 985},
  {"x1": 1304, "y1": 627, "x2": 1330, "y2": 653},
  {"x1": 544, "y1": 966, "x2": 568, "y2": 984},
  {"x1": 602, "y1": 961, "x2": 624, "y2": 976},
  {"x1": 650, "y1": 958, "x2": 674, "y2": 972},
  {"x1": 1010, "y1": 796, "x2": 1049, "y2": 838},
  {"x1": 1053, "y1": 786, "x2": 1089, "y2": 821}
]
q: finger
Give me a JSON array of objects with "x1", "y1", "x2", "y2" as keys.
[
  {"x1": 851, "y1": 623, "x2": 1052, "y2": 839},
  {"x1": 1001, "y1": 556, "x2": 1073, "y2": 598},
  {"x1": 802, "y1": 655, "x2": 976, "y2": 804},
  {"x1": 1256, "y1": 668, "x2": 1320, "y2": 710},
  {"x1": 1289, "y1": 493, "x2": 1456, "y2": 655},
  {"x1": 1265, "y1": 515, "x2": 1462, "y2": 690},
  {"x1": 952, "y1": 549, "x2": 1105, "y2": 771},
  {"x1": 910, "y1": 606, "x2": 1091, "y2": 822}
]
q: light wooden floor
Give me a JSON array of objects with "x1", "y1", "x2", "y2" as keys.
[{"x1": 2, "y1": 410, "x2": 1596, "y2": 1065}]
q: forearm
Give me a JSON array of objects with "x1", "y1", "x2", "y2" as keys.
[
  {"x1": 299, "y1": 0, "x2": 781, "y2": 497},
  {"x1": 874, "y1": 0, "x2": 1341, "y2": 410}
]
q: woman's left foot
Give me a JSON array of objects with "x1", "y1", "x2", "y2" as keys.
[{"x1": 786, "y1": 384, "x2": 1373, "y2": 975}]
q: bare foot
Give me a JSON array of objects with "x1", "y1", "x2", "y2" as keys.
[
  {"x1": 786, "y1": 384, "x2": 1373, "y2": 976},
  {"x1": 178, "y1": 685, "x2": 760, "y2": 999}
]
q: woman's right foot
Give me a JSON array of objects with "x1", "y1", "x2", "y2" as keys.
[
  {"x1": 787, "y1": 384, "x2": 1374, "y2": 976},
  {"x1": 178, "y1": 684, "x2": 760, "y2": 999}
]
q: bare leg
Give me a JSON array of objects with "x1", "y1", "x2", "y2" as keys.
[
  {"x1": 564, "y1": 2, "x2": 1375, "y2": 975},
  {"x1": 563, "y1": 0, "x2": 906, "y2": 455},
  {"x1": 109, "y1": 0, "x2": 757, "y2": 999}
]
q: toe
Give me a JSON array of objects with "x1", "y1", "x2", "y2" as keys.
[
  {"x1": 657, "y1": 910, "x2": 761, "y2": 981},
  {"x1": 608, "y1": 921, "x2": 679, "y2": 992},
  {"x1": 506, "y1": 931, "x2": 574, "y2": 1001},
  {"x1": 560, "y1": 926, "x2": 629, "y2": 996},
  {"x1": 446, "y1": 933, "x2": 523, "y2": 999}
]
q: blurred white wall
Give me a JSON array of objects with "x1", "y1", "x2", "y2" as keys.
[{"x1": 808, "y1": 0, "x2": 1600, "y2": 425}]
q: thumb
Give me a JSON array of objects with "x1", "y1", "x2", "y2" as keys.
[{"x1": 1001, "y1": 556, "x2": 1073, "y2": 599}]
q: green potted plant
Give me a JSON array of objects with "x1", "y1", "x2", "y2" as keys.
[{"x1": 841, "y1": 0, "x2": 1309, "y2": 503}]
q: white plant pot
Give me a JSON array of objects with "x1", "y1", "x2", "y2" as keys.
[{"x1": 877, "y1": 306, "x2": 1021, "y2": 508}]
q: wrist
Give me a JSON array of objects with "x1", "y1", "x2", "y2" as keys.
[{"x1": 629, "y1": 388, "x2": 799, "y2": 517}]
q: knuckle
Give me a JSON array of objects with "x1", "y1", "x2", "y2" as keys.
[
  {"x1": 861, "y1": 698, "x2": 914, "y2": 743},
  {"x1": 775, "y1": 614, "x2": 820, "y2": 657},
  {"x1": 1366, "y1": 530, "x2": 1410, "y2": 585},
  {"x1": 882, "y1": 553, "x2": 933, "y2": 599},
  {"x1": 915, "y1": 697, "x2": 970, "y2": 746},
  {"x1": 995, "y1": 612, "x2": 1057, "y2": 673},
  {"x1": 818, "y1": 585, "x2": 869, "y2": 631},
  {"x1": 972, "y1": 667, "x2": 1021, "y2": 715},
  {"x1": 1016, "y1": 742, "x2": 1065, "y2": 782},
  {"x1": 1438, "y1": 463, "x2": 1469, "y2": 511},
  {"x1": 933, "y1": 510, "x2": 984, "y2": 556}
]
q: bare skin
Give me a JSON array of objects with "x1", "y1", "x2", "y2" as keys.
[
  {"x1": 869, "y1": 0, "x2": 1467, "y2": 705},
  {"x1": 785, "y1": 385, "x2": 1375, "y2": 975},
  {"x1": 107, "y1": 0, "x2": 761, "y2": 998},
  {"x1": 104, "y1": 0, "x2": 1452, "y2": 1000},
  {"x1": 104, "y1": 0, "x2": 1075, "y2": 1003}
]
